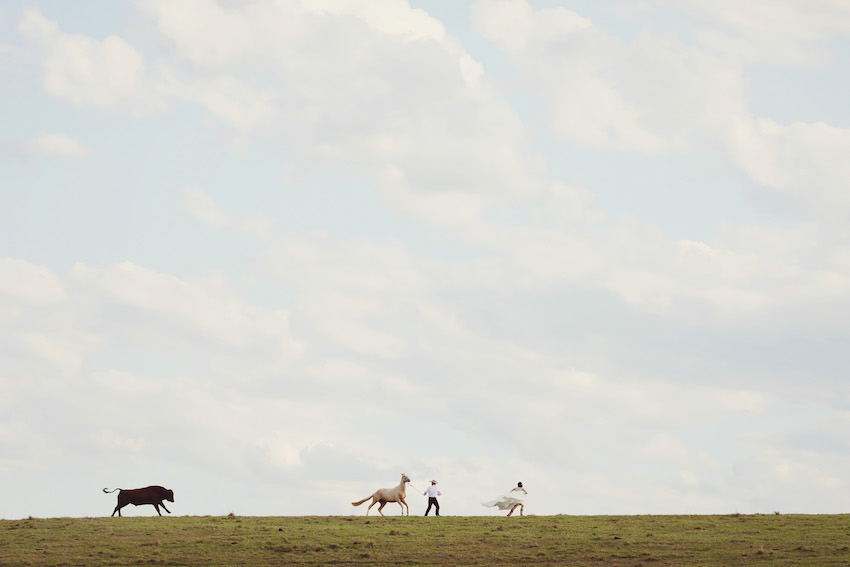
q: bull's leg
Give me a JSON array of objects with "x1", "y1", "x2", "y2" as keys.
[
  {"x1": 111, "y1": 504, "x2": 122, "y2": 517},
  {"x1": 160, "y1": 503, "x2": 171, "y2": 514},
  {"x1": 153, "y1": 503, "x2": 162, "y2": 516}
]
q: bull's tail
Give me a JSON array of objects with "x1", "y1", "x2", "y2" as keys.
[
  {"x1": 352, "y1": 496, "x2": 372, "y2": 507},
  {"x1": 103, "y1": 488, "x2": 121, "y2": 494}
]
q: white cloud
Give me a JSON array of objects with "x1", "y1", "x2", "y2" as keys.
[
  {"x1": 301, "y1": 0, "x2": 446, "y2": 42},
  {"x1": 0, "y1": 258, "x2": 66, "y2": 303},
  {"x1": 473, "y1": 0, "x2": 749, "y2": 155},
  {"x1": 471, "y1": 0, "x2": 850, "y2": 219},
  {"x1": 17, "y1": 331, "x2": 84, "y2": 372},
  {"x1": 667, "y1": 0, "x2": 850, "y2": 66},
  {"x1": 680, "y1": 470, "x2": 701, "y2": 487},
  {"x1": 471, "y1": 0, "x2": 592, "y2": 50},
  {"x1": 23, "y1": 133, "x2": 92, "y2": 157},
  {"x1": 712, "y1": 389, "x2": 765, "y2": 413},
  {"x1": 132, "y1": 0, "x2": 512, "y2": 200},
  {"x1": 18, "y1": 7, "x2": 168, "y2": 113},
  {"x1": 18, "y1": 1, "x2": 526, "y2": 215},
  {"x1": 92, "y1": 369, "x2": 161, "y2": 396},
  {"x1": 70, "y1": 261, "x2": 302, "y2": 355},
  {"x1": 729, "y1": 119, "x2": 850, "y2": 211},
  {"x1": 181, "y1": 187, "x2": 276, "y2": 235},
  {"x1": 176, "y1": 76, "x2": 279, "y2": 133},
  {"x1": 181, "y1": 187, "x2": 233, "y2": 229}
]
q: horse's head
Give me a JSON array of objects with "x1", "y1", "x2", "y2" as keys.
[{"x1": 401, "y1": 473, "x2": 411, "y2": 484}]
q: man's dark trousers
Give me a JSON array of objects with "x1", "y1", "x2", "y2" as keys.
[{"x1": 425, "y1": 497, "x2": 440, "y2": 516}]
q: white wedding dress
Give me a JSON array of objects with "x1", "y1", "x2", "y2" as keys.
[{"x1": 482, "y1": 488, "x2": 525, "y2": 510}]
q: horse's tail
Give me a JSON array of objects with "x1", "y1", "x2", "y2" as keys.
[
  {"x1": 352, "y1": 496, "x2": 371, "y2": 507},
  {"x1": 103, "y1": 488, "x2": 121, "y2": 494}
]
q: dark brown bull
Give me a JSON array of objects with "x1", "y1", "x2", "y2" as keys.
[{"x1": 103, "y1": 486, "x2": 174, "y2": 517}]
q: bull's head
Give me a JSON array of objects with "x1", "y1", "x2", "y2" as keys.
[{"x1": 166, "y1": 489, "x2": 175, "y2": 502}]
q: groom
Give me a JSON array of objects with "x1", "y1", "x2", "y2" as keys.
[{"x1": 424, "y1": 480, "x2": 441, "y2": 516}]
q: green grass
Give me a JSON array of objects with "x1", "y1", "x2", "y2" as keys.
[{"x1": 2, "y1": 514, "x2": 850, "y2": 566}]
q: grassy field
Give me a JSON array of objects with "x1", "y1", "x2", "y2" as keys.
[{"x1": 2, "y1": 513, "x2": 850, "y2": 566}]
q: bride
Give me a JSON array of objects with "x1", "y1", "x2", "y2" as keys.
[{"x1": 483, "y1": 482, "x2": 527, "y2": 516}]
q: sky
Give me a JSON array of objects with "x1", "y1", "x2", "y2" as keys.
[{"x1": 1, "y1": 0, "x2": 850, "y2": 519}]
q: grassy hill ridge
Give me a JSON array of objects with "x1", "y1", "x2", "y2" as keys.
[{"x1": 2, "y1": 513, "x2": 850, "y2": 565}]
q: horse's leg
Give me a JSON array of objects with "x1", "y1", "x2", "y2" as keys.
[
  {"x1": 366, "y1": 498, "x2": 377, "y2": 516},
  {"x1": 398, "y1": 497, "x2": 408, "y2": 516},
  {"x1": 377, "y1": 500, "x2": 387, "y2": 516}
]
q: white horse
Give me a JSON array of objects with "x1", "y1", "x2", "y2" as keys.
[{"x1": 352, "y1": 473, "x2": 411, "y2": 516}]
